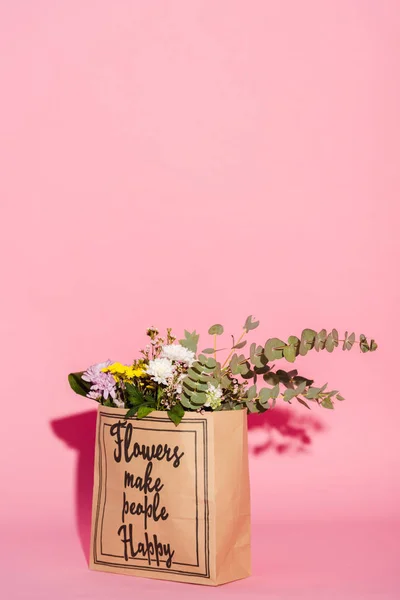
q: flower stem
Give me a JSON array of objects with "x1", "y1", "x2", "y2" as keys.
[{"x1": 222, "y1": 329, "x2": 246, "y2": 369}]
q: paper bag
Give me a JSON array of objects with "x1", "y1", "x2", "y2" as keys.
[{"x1": 90, "y1": 405, "x2": 251, "y2": 585}]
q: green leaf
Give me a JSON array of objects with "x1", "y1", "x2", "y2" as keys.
[
  {"x1": 302, "y1": 329, "x2": 317, "y2": 343},
  {"x1": 179, "y1": 330, "x2": 199, "y2": 353},
  {"x1": 271, "y1": 384, "x2": 280, "y2": 399},
  {"x1": 252, "y1": 347, "x2": 267, "y2": 368},
  {"x1": 332, "y1": 329, "x2": 339, "y2": 347},
  {"x1": 321, "y1": 397, "x2": 334, "y2": 409},
  {"x1": 345, "y1": 333, "x2": 356, "y2": 350},
  {"x1": 283, "y1": 388, "x2": 297, "y2": 402},
  {"x1": 295, "y1": 381, "x2": 307, "y2": 394},
  {"x1": 191, "y1": 392, "x2": 207, "y2": 405},
  {"x1": 265, "y1": 338, "x2": 285, "y2": 360},
  {"x1": 246, "y1": 400, "x2": 259, "y2": 413},
  {"x1": 125, "y1": 406, "x2": 139, "y2": 418},
  {"x1": 208, "y1": 324, "x2": 224, "y2": 335},
  {"x1": 185, "y1": 380, "x2": 208, "y2": 393},
  {"x1": 283, "y1": 344, "x2": 296, "y2": 363},
  {"x1": 183, "y1": 378, "x2": 197, "y2": 393},
  {"x1": 233, "y1": 340, "x2": 247, "y2": 349},
  {"x1": 244, "y1": 315, "x2": 260, "y2": 332},
  {"x1": 247, "y1": 384, "x2": 257, "y2": 401},
  {"x1": 305, "y1": 387, "x2": 320, "y2": 399},
  {"x1": 125, "y1": 383, "x2": 149, "y2": 404},
  {"x1": 180, "y1": 394, "x2": 198, "y2": 409},
  {"x1": 342, "y1": 331, "x2": 348, "y2": 351},
  {"x1": 187, "y1": 367, "x2": 201, "y2": 380},
  {"x1": 201, "y1": 348, "x2": 215, "y2": 354},
  {"x1": 299, "y1": 338, "x2": 310, "y2": 356},
  {"x1": 259, "y1": 387, "x2": 272, "y2": 406},
  {"x1": 336, "y1": 394, "x2": 345, "y2": 401},
  {"x1": 297, "y1": 397, "x2": 311, "y2": 410},
  {"x1": 137, "y1": 406, "x2": 156, "y2": 419},
  {"x1": 325, "y1": 333, "x2": 335, "y2": 353},
  {"x1": 168, "y1": 404, "x2": 185, "y2": 427},
  {"x1": 315, "y1": 329, "x2": 327, "y2": 352},
  {"x1": 68, "y1": 372, "x2": 91, "y2": 397},
  {"x1": 229, "y1": 354, "x2": 241, "y2": 375},
  {"x1": 238, "y1": 359, "x2": 251, "y2": 375},
  {"x1": 206, "y1": 357, "x2": 217, "y2": 369},
  {"x1": 221, "y1": 375, "x2": 232, "y2": 388},
  {"x1": 198, "y1": 381, "x2": 211, "y2": 392},
  {"x1": 300, "y1": 329, "x2": 316, "y2": 354},
  {"x1": 360, "y1": 342, "x2": 370, "y2": 353},
  {"x1": 370, "y1": 340, "x2": 378, "y2": 352}
]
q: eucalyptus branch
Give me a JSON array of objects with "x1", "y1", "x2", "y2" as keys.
[
  {"x1": 69, "y1": 318, "x2": 377, "y2": 427},
  {"x1": 242, "y1": 376, "x2": 344, "y2": 414}
]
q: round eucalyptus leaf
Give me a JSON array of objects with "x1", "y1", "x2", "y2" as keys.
[
  {"x1": 325, "y1": 334, "x2": 335, "y2": 353},
  {"x1": 301, "y1": 329, "x2": 317, "y2": 343},
  {"x1": 259, "y1": 387, "x2": 272, "y2": 405},
  {"x1": 299, "y1": 339, "x2": 310, "y2": 356},
  {"x1": 247, "y1": 384, "x2": 257, "y2": 400},
  {"x1": 191, "y1": 392, "x2": 207, "y2": 406},
  {"x1": 264, "y1": 338, "x2": 285, "y2": 360},
  {"x1": 206, "y1": 357, "x2": 217, "y2": 369},
  {"x1": 182, "y1": 378, "x2": 197, "y2": 392},
  {"x1": 283, "y1": 344, "x2": 296, "y2": 363},
  {"x1": 208, "y1": 324, "x2": 224, "y2": 335}
]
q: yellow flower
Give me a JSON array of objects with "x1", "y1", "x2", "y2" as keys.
[
  {"x1": 102, "y1": 362, "x2": 126, "y2": 375},
  {"x1": 102, "y1": 362, "x2": 146, "y2": 380},
  {"x1": 128, "y1": 367, "x2": 146, "y2": 378}
]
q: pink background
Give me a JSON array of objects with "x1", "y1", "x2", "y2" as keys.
[{"x1": 1, "y1": 1, "x2": 399, "y2": 598}]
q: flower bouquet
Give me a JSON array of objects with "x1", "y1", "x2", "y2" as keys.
[{"x1": 68, "y1": 317, "x2": 377, "y2": 585}]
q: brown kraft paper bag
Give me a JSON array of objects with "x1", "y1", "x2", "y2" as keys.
[{"x1": 90, "y1": 405, "x2": 251, "y2": 585}]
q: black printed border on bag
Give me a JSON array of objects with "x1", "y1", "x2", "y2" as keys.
[{"x1": 93, "y1": 412, "x2": 210, "y2": 578}]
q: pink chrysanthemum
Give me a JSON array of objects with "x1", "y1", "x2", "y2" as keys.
[{"x1": 82, "y1": 360, "x2": 116, "y2": 400}]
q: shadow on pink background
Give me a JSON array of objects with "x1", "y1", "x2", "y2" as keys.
[{"x1": 51, "y1": 411, "x2": 97, "y2": 564}]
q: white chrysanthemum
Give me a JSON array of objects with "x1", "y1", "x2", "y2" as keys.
[
  {"x1": 161, "y1": 344, "x2": 195, "y2": 366},
  {"x1": 204, "y1": 384, "x2": 223, "y2": 410},
  {"x1": 146, "y1": 357, "x2": 175, "y2": 385}
]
